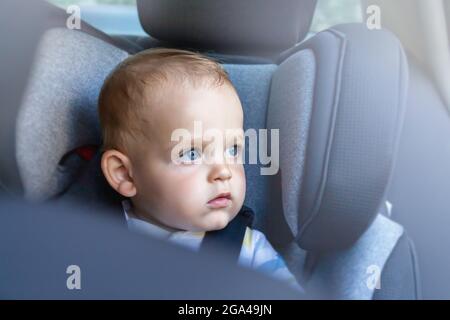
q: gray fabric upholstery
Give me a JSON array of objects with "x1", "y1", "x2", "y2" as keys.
[
  {"x1": 267, "y1": 49, "x2": 315, "y2": 240},
  {"x1": 136, "y1": 0, "x2": 317, "y2": 57},
  {"x1": 306, "y1": 214, "x2": 403, "y2": 299},
  {"x1": 373, "y1": 233, "x2": 421, "y2": 300},
  {"x1": 0, "y1": 0, "x2": 48, "y2": 197},
  {"x1": 277, "y1": 24, "x2": 410, "y2": 251},
  {"x1": 44, "y1": 2, "x2": 139, "y2": 53},
  {"x1": 224, "y1": 64, "x2": 277, "y2": 229},
  {"x1": 16, "y1": 28, "x2": 128, "y2": 201}
]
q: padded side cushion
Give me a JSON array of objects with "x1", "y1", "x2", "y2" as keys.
[
  {"x1": 277, "y1": 24, "x2": 409, "y2": 251},
  {"x1": 16, "y1": 28, "x2": 128, "y2": 200},
  {"x1": 266, "y1": 49, "x2": 315, "y2": 239}
]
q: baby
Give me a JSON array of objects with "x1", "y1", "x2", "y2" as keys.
[{"x1": 98, "y1": 48, "x2": 300, "y2": 289}]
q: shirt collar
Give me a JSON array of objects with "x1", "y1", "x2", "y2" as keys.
[
  {"x1": 122, "y1": 200, "x2": 172, "y2": 239},
  {"x1": 121, "y1": 200, "x2": 206, "y2": 243}
]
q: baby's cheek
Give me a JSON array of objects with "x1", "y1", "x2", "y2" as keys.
[
  {"x1": 234, "y1": 166, "x2": 246, "y2": 195},
  {"x1": 170, "y1": 170, "x2": 201, "y2": 193},
  {"x1": 241, "y1": 168, "x2": 246, "y2": 191},
  {"x1": 167, "y1": 172, "x2": 206, "y2": 207}
]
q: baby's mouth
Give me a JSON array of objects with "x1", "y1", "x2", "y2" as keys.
[{"x1": 207, "y1": 192, "x2": 232, "y2": 209}]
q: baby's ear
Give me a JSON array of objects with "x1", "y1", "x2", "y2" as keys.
[{"x1": 101, "y1": 149, "x2": 136, "y2": 197}]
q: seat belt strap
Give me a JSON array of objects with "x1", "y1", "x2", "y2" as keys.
[{"x1": 200, "y1": 205, "x2": 255, "y2": 262}]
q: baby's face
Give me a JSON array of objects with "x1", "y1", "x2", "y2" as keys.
[{"x1": 129, "y1": 83, "x2": 246, "y2": 232}]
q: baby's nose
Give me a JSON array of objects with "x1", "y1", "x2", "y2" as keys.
[{"x1": 208, "y1": 163, "x2": 232, "y2": 182}]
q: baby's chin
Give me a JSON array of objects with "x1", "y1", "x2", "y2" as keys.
[{"x1": 193, "y1": 209, "x2": 238, "y2": 232}]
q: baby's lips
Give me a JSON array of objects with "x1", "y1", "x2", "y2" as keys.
[{"x1": 207, "y1": 192, "x2": 232, "y2": 208}]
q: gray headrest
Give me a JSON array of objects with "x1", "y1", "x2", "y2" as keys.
[
  {"x1": 136, "y1": 0, "x2": 317, "y2": 56},
  {"x1": 269, "y1": 24, "x2": 409, "y2": 251}
]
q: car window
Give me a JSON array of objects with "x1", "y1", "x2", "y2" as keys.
[
  {"x1": 310, "y1": 0, "x2": 363, "y2": 33},
  {"x1": 48, "y1": 0, "x2": 146, "y2": 36}
]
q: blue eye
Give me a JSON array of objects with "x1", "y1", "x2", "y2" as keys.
[
  {"x1": 226, "y1": 144, "x2": 239, "y2": 157},
  {"x1": 179, "y1": 148, "x2": 201, "y2": 163}
]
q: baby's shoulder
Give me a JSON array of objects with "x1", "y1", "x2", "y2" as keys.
[{"x1": 242, "y1": 227, "x2": 272, "y2": 253}]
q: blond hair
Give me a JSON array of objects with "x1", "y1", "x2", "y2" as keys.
[{"x1": 98, "y1": 48, "x2": 233, "y2": 151}]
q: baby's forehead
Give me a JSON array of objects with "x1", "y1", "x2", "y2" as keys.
[
  {"x1": 136, "y1": 99, "x2": 243, "y2": 152},
  {"x1": 145, "y1": 108, "x2": 244, "y2": 138},
  {"x1": 141, "y1": 82, "x2": 243, "y2": 126}
]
